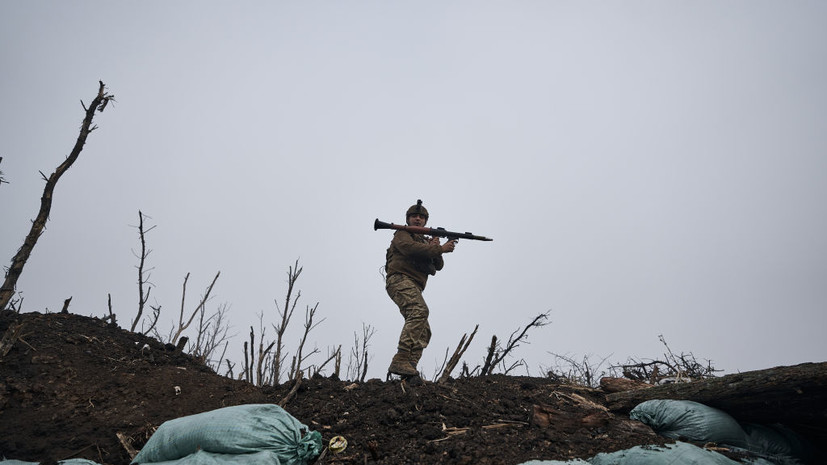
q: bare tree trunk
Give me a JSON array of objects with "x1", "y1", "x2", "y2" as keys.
[
  {"x1": 105, "y1": 293, "x2": 117, "y2": 325},
  {"x1": 1, "y1": 82, "x2": 114, "y2": 310},
  {"x1": 171, "y1": 271, "x2": 220, "y2": 345},
  {"x1": 256, "y1": 341, "x2": 276, "y2": 386},
  {"x1": 272, "y1": 260, "x2": 302, "y2": 384},
  {"x1": 247, "y1": 327, "x2": 255, "y2": 383},
  {"x1": 243, "y1": 341, "x2": 250, "y2": 383},
  {"x1": 438, "y1": 324, "x2": 478, "y2": 384},
  {"x1": 130, "y1": 211, "x2": 155, "y2": 332},
  {"x1": 0, "y1": 157, "x2": 7, "y2": 187},
  {"x1": 480, "y1": 335, "x2": 498, "y2": 376},
  {"x1": 61, "y1": 296, "x2": 72, "y2": 314},
  {"x1": 312, "y1": 346, "x2": 340, "y2": 378},
  {"x1": 292, "y1": 303, "x2": 322, "y2": 381}
]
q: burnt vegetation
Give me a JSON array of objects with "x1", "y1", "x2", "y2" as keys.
[{"x1": 1, "y1": 83, "x2": 825, "y2": 464}]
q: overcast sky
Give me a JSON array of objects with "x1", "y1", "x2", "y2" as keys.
[{"x1": 2, "y1": 1, "x2": 825, "y2": 382}]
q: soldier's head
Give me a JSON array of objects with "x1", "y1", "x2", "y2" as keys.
[{"x1": 406, "y1": 199, "x2": 429, "y2": 226}]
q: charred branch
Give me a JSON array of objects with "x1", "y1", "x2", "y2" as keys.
[
  {"x1": 1, "y1": 82, "x2": 113, "y2": 310},
  {"x1": 438, "y1": 324, "x2": 478, "y2": 384}
]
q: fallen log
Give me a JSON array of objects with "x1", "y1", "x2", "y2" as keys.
[
  {"x1": 599, "y1": 376, "x2": 651, "y2": 394},
  {"x1": 605, "y1": 361, "x2": 827, "y2": 448},
  {"x1": 605, "y1": 362, "x2": 827, "y2": 419}
]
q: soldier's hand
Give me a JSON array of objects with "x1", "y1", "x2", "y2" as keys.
[{"x1": 441, "y1": 239, "x2": 457, "y2": 253}]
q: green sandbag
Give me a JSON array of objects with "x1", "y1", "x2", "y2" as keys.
[
  {"x1": 742, "y1": 422, "x2": 817, "y2": 463},
  {"x1": 517, "y1": 460, "x2": 590, "y2": 464},
  {"x1": 589, "y1": 441, "x2": 770, "y2": 465},
  {"x1": 517, "y1": 441, "x2": 776, "y2": 465},
  {"x1": 135, "y1": 450, "x2": 285, "y2": 465},
  {"x1": 131, "y1": 404, "x2": 322, "y2": 465},
  {"x1": 630, "y1": 399, "x2": 749, "y2": 449},
  {"x1": 0, "y1": 460, "x2": 101, "y2": 465}
]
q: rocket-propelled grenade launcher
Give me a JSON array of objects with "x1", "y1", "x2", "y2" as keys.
[{"x1": 374, "y1": 219, "x2": 493, "y2": 242}]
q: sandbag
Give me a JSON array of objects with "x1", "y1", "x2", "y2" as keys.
[
  {"x1": 742, "y1": 422, "x2": 816, "y2": 463},
  {"x1": 589, "y1": 441, "x2": 750, "y2": 465},
  {"x1": 629, "y1": 399, "x2": 749, "y2": 449},
  {"x1": 132, "y1": 404, "x2": 322, "y2": 465},
  {"x1": 517, "y1": 460, "x2": 590, "y2": 464},
  {"x1": 517, "y1": 442, "x2": 778, "y2": 464},
  {"x1": 0, "y1": 460, "x2": 100, "y2": 465},
  {"x1": 135, "y1": 450, "x2": 285, "y2": 465}
]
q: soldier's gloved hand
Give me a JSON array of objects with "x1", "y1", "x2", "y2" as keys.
[{"x1": 441, "y1": 239, "x2": 457, "y2": 253}]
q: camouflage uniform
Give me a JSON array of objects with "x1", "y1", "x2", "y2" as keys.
[{"x1": 384, "y1": 201, "x2": 446, "y2": 377}]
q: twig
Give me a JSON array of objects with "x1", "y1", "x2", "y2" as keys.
[
  {"x1": 16, "y1": 336, "x2": 36, "y2": 352},
  {"x1": 0, "y1": 322, "x2": 25, "y2": 357},
  {"x1": 116, "y1": 432, "x2": 138, "y2": 459},
  {"x1": 481, "y1": 422, "x2": 523, "y2": 430},
  {"x1": 279, "y1": 372, "x2": 303, "y2": 407}
]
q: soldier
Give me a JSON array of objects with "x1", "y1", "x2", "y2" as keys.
[{"x1": 383, "y1": 200, "x2": 456, "y2": 381}]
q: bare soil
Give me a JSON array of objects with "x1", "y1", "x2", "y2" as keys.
[{"x1": 0, "y1": 309, "x2": 776, "y2": 464}]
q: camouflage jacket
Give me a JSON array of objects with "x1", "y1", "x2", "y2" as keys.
[{"x1": 385, "y1": 230, "x2": 445, "y2": 290}]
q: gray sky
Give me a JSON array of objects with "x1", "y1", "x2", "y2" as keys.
[{"x1": 2, "y1": 1, "x2": 825, "y2": 381}]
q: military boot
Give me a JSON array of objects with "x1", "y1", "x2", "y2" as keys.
[
  {"x1": 410, "y1": 348, "x2": 423, "y2": 370},
  {"x1": 388, "y1": 351, "x2": 418, "y2": 377}
]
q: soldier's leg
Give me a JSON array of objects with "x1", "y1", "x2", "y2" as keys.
[
  {"x1": 386, "y1": 275, "x2": 430, "y2": 376},
  {"x1": 408, "y1": 313, "x2": 431, "y2": 369}
]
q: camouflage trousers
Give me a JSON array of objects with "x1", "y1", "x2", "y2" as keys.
[{"x1": 386, "y1": 273, "x2": 432, "y2": 365}]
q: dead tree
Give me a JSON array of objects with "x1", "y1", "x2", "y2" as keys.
[
  {"x1": 271, "y1": 260, "x2": 302, "y2": 383},
  {"x1": 546, "y1": 352, "x2": 612, "y2": 387},
  {"x1": 1, "y1": 82, "x2": 114, "y2": 310},
  {"x1": 243, "y1": 338, "x2": 252, "y2": 382},
  {"x1": 192, "y1": 301, "x2": 232, "y2": 368},
  {"x1": 348, "y1": 323, "x2": 376, "y2": 382},
  {"x1": 610, "y1": 334, "x2": 718, "y2": 384},
  {"x1": 170, "y1": 271, "x2": 220, "y2": 345},
  {"x1": 130, "y1": 211, "x2": 156, "y2": 332},
  {"x1": 103, "y1": 293, "x2": 117, "y2": 325},
  {"x1": 438, "y1": 324, "x2": 478, "y2": 384},
  {"x1": 0, "y1": 156, "x2": 7, "y2": 187},
  {"x1": 60, "y1": 296, "x2": 72, "y2": 314},
  {"x1": 289, "y1": 302, "x2": 323, "y2": 381},
  {"x1": 334, "y1": 345, "x2": 342, "y2": 378},
  {"x1": 480, "y1": 311, "x2": 550, "y2": 376},
  {"x1": 311, "y1": 345, "x2": 341, "y2": 378}
]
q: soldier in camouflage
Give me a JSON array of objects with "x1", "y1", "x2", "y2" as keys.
[{"x1": 384, "y1": 200, "x2": 456, "y2": 380}]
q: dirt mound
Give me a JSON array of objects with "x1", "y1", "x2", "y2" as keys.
[{"x1": 0, "y1": 309, "x2": 738, "y2": 465}]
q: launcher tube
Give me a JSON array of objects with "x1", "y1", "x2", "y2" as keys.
[{"x1": 374, "y1": 219, "x2": 493, "y2": 241}]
